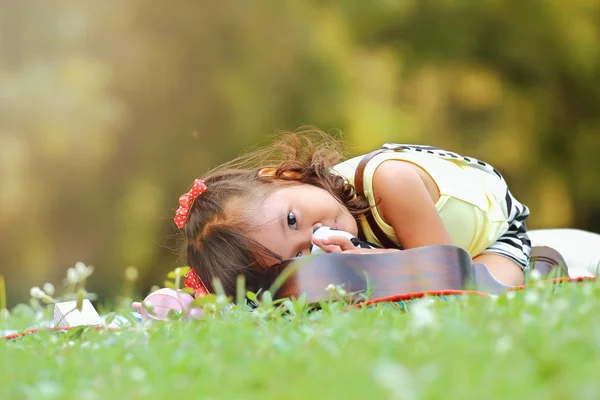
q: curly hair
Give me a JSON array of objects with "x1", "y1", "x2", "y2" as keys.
[{"x1": 179, "y1": 128, "x2": 370, "y2": 295}]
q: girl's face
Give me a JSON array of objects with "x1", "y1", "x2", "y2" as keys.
[{"x1": 249, "y1": 183, "x2": 358, "y2": 266}]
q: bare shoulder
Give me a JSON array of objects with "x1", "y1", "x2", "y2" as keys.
[
  {"x1": 371, "y1": 159, "x2": 452, "y2": 248},
  {"x1": 371, "y1": 160, "x2": 430, "y2": 222},
  {"x1": 372, "y1": 159, "x2": 423, "y2": 185}
]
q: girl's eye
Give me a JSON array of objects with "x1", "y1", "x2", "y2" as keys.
[
  {"x1": 287, "y1": 212, "x2": 298, "y2": 230},
  {"x1": 295, "y1": 251, "x2": 303, "y2": 258}
]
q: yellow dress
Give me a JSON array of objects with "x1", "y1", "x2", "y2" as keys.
[{"x1": 332, "y1": 148, "x2": 513, "y2": 258}]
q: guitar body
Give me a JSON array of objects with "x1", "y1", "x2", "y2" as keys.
[{"x1": 258, "y1": 245, "x2": 483, "y2": 302}]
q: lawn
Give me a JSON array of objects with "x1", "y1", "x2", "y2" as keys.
[{"x1": 1, "y1": 271, "x2": 600, "y2": 400}]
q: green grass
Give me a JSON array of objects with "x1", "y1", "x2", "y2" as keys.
[{"x1": 2, "y1": 277, "x2": 600, "y2": 400}]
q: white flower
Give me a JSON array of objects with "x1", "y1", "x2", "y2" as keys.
[
  {"x1": 324, "y1": 284, "x2": 346, "y2": 297},
  {"x1": 408, "y1": 298, "x2": 437, "y2": 332},
  {"x1": 42, "y1": 283, "x2": 55, "y2": 296},
  {"x1": 124, "y1": 266, "x2": 139, "y2": 281},
  {"x1": 67, "y1": 268, "x2": 80, "y2": 284},
  {"x1": 553, "y1": 298, "x2": 568, "y2": 313},
  {"x1": 34, "y1": 381, "x2": 61, "y2": 398},
  {"x1": 130, "y1": 367, "x2": 147, "y2": 382},
  {"x1": 373, "y1": 359, "x2": 417, "y2": 400},
  {"x1": 30, "y1": 286, "x2": 45, "y2": 299},
  {"x1": 529, "y1": 269, "x2": 542, "y2": 281},
  {"x1": 75, "y1": 262, "x2": 93, "y2": 279},
  {"x1": 215, "y1": 294, "x2": 228, "y2": 306},
  {"x1": 524, "y1": 290, "x2": 539, "y2": 305},
  {"x1": 34, "y1": 311, "x2": 45, "y2": 322},
  {"x1": 520, "y1": 312, "x2": 535, "y2": 325},
  {"x1": 495, "y1": 336, "x2": 513, "y2": 354}
]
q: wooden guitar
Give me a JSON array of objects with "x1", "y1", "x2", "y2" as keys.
[{"x1": 257, "y1": 245, "x2": 513, "y2": 302}]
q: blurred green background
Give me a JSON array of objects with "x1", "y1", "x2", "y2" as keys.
[{"x1": 1, "y1": 0, "x2": 599, "y2": 307}]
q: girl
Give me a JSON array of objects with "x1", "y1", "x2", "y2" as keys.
[{"x1": 174, "y1": 129, "x2": 531, "y2": 297}]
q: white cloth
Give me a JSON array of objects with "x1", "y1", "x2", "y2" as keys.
[{"x1": 528, "y1": 229, "x2": 600, "y2": 277}]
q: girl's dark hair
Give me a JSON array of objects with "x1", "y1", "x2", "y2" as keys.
[{"x1": 181, "y1": 127, "x2": 370, "y2": 296}]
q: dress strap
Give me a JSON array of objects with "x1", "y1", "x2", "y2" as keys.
[{"x1": 353, "y1": 149, "x2": 400, "y2": 249}]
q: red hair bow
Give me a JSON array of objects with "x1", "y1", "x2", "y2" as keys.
[
  {"x1": 184, "y1": 268, "x2": 209, "y2": 298},
  {"x1": 174, "y1": 179, "x2": 208, "y2": 229}
]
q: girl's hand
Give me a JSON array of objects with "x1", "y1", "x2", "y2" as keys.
[{"x1": 312, "y1": 236, "x2": 401, "y2": 255}]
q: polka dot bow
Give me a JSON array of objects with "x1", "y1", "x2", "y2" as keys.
[
  {"x1": 174, "y1": 179, "x2": 208, "y2": 229},
  {"x1": 184, "y1": 268, "x2": 209, "y2": 298}
]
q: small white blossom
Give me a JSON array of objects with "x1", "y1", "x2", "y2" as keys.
[
  {"x1": 524, "y1": 290, "x2": 539, "y2": 305},
  {"x1": 75, "y1": 262, "x2": 93, "y2": 279},
  {"x1": 324, "y1": 284, "x2": 346, "y2": 297},
  {"x1": 34, "y1": 311, "x2": 45, "y2": 322},
  {"x1": 35, "y1": 381, "x2": 61, "y2": 398},
  {"x1": 42, "y1": 283, "x2": 55, "y2": 296},
  {"x1": 495, "y1": 336, "x2": 513, "y2": 353},
  {"x1": 529, "y1": 269, "x2": 542, "y2": 281},
  {"x1": 215, "y1": 294, "x2": 228, "y2": 306},
  {"x1": 67, "y1": 268, "x2": 80, "y2": 284},
  {"x1": 553, "y1": 298, "x2": 568, "y2": 313},
  {"x1": 408, "y1": 298, "x2": 437, "y2": 332},
  {"x1": 520, "y1": 312, "x2": 535, "y2": 325},
  {"x1": 373, "y1": 359, "x2": 417, "y2": 400},
  {"x1": 124, "y1": 266, "x2": 139, "y2": 281},
  {"x1": 130, "y1": 367, "x2": 147, "y2": 382},
  {"x1": 30, "y1": 286, "x2": 45, "y2": 299},
  {"x1": 506, "y1": 291, "x2": 517, "y2": 301},
  {"x1": 579, "y1": 303, "x2": 592, "y2": 315}
]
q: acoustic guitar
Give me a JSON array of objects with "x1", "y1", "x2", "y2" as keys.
[{"x1": 257, "y1": 245, "x2": 516, "y2": 303}]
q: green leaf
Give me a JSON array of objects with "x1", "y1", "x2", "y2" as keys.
[
  {"x1": 122, "y1": 311, "x2": 140, "y2": 326},
  {"x1": 66, "y1": 325, "x2": 87, "y2": 340},
  {"x1": 167, "y1": 309, "x2": 182, "y2": 321},
  {"x1": 181, "y1": 287, "x2": 195, "y2": 295},
  {"x1": 164, "y1": 280, "x2": 176, "y2": 289},
  {"x1": 236, "y1": 275, "x2": 246, "y2": 306},
  {"x1": 189, "y1": 294, "x2": 217, "y2": 308},
  {"x1": 246, "y1": 291, "x2": 257, "y2": 302},
  {"x1": 104, "y1": 312, "x2": 116, "y2": 326},
  {"x1": 167, "y1": 271, "x2": 176, "y2": 279},
  {"x1": 262, "y1": 291, "x2": 273, "y2": 308}
]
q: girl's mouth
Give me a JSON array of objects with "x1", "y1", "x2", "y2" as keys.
[{"x1": 334, "y1": 221, "x2": 339, "y2": 230}]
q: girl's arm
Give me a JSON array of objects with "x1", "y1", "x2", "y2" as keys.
[{"x1": 372, "y1": 160, "x2": 453, "y2": 249}]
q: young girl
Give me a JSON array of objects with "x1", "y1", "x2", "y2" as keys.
[{"x1": 174, "y1": 129, "x2": 531, "y2": 297}]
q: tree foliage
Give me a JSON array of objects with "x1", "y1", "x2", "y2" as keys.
[{"x1": 1, "y1": 0, "x2": 599, "y2": 305}]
